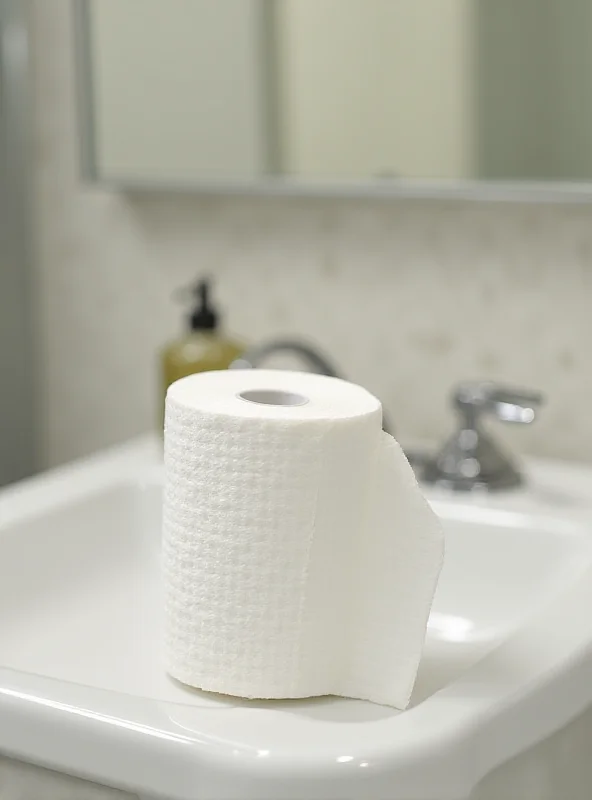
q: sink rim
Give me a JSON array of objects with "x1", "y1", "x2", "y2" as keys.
[{"x1": 2, "y1": 434, "x2": 592, "y2": 799}]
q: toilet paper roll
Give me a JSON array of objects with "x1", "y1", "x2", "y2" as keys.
[{"x1": 163, "y1": 369, "x2": 444, "y2": 708}]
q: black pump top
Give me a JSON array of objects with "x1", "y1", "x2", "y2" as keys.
[{"x1": 189, "y1": 279, "x2": 218, "y2": 331}]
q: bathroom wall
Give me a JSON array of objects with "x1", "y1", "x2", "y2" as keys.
[{"x1": 32, "y1": 1, "x2": 592, "y2": 469}]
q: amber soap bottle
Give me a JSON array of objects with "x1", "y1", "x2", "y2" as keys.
[{"x1": 160, "y1": 279, "x2": 244, "y2": 428}]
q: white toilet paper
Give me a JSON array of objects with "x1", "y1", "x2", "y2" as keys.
[{"x1": 163, "y1": 369, "x2": 444, "y2": 708}]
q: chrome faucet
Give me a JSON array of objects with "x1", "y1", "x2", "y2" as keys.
[
  {"x1": 421, "y1": 381, "x2": 544, "y2": 491},
  {"x1": 230, "y1": 339, "x2": 340, "y2": 378},
  {"x1": 230, "y1": 338, "x2": 393, "y2": 434}
]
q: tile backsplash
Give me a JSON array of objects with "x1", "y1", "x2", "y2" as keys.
[{"x1": 32, "y1": 1, "x2": 592, "y2": 468}]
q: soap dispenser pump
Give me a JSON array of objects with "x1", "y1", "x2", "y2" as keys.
[
  {"x1": 160, "y1": 278, "x2": 244, "y2": 427},
  {"x1": 189, "y1": 279, "x2": 217, "y2": 331}
]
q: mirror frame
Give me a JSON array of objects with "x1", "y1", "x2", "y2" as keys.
[{"x1": 73, "y1": 0, "x2": 592, "y2": 204}]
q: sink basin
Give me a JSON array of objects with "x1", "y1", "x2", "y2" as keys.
[{"x1": 2, "y1": 435, "x2": 592, "y2": 799}]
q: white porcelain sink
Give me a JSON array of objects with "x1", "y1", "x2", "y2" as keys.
[{"x1": 2, "y1": 436, "x2": 592, "y2": 799}]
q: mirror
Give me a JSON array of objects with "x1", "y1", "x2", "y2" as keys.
[{"x1": 77, "y1": 0, "x2": 592, "y2": 195}]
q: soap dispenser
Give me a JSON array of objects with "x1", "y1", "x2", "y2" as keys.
[{"x1": 160, "y1": 278, "x2": 244, "y2": 427}]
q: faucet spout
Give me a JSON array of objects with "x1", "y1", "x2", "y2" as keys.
[{"x1": 231, "y1": 338, "x2": 340, "y2": 378}]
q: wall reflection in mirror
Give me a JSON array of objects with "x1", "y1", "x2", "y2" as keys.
[{"x1": 80, "y1": 0, "x2": 592, "y2": 187}]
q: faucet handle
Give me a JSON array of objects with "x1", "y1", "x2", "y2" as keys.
[
  {"x1": 422, "y1": 381, "x2": 544, "y2": 491},
  {"x1": 454, "y1": 381, "x2": 544, "y2": 426}
]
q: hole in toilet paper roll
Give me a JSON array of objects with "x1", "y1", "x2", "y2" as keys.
[{"x1": 238, "y1": 389, "x2": 309, "y2": 407}]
